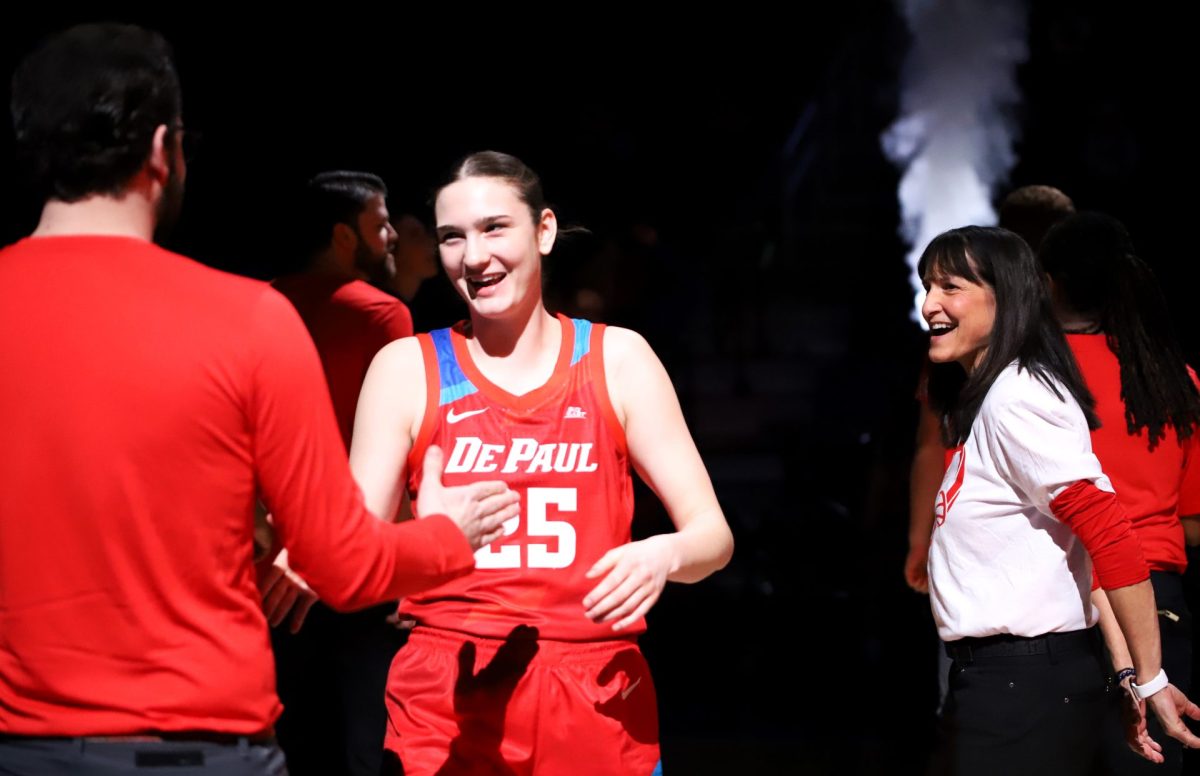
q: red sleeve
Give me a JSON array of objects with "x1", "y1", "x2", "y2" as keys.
[
  {"x1": 380, "y1": 299, "x2": 414, "y2": 341},
  {"x1": 1051, "y1": 480, "x2": 1149, "y2": 590},
  {"x1": 247, "y1": 289, "x2": 473, "y2": 610},
  {"x1": 364, "y1": 299, "x2": 413, "y2": 374},
  {"x1": 1179, "y1": 367, "x2": 1200, "y2": 516},
  {"x1": 1180, "y1": 434, "x2": 1200, "y2": 517}
]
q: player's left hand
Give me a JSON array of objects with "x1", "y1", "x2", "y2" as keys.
[{"x1": 583, "y1": 536, "x2": 677, "y2": 632}]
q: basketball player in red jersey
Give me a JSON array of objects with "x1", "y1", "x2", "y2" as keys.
[{"x1": 348, "y1": 151, "x2": 734, "y2": 775}]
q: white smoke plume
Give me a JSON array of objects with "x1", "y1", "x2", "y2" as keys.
[{"x1": 882, "y1": 0, "x2": 1029, "y2": 325}]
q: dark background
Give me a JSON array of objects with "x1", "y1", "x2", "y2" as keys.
[{"x1": 3, "y1": 4, "x2": 1194, "y2": 773}]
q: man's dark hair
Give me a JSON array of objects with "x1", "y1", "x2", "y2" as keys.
[
  {"x1": 298, "y1": 171, "x2": 388, "y2": 256},
  {"x1": 11, "y1": 23, "x2": 183, "y2": 203}
]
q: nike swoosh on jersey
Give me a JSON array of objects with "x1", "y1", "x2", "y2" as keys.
[{"x1": 447, "y1": 407, "x2": 489, "y2": 424}]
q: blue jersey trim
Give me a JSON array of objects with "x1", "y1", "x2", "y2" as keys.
[
  {"x1": 570, "y1": 318, "x2": 592, "y2": 366},
  {"x1": 430, "y1": 328, "x2": 478, "y2": 406}
]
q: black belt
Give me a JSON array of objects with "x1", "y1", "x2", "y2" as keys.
[
  {"x1": 0, "y1": 730, "x2": 276, "y2": 746},
  {"x1": 944, "y1": 627, "x2": 1099, "y2": 663}
]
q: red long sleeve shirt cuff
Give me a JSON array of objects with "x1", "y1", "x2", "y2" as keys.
[
  {"x1": 1051, "y1": 480, "x2": 1149, "y2": 590},
  {"x1": 375, "y1": 513, "x2": 476, "y2": 599},
  {"x1": 288, "y1": 513, "x2": 476, "y2": 611}
]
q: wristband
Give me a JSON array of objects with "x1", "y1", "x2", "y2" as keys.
[{"x1": 1130, "y1": 668, "x2": 1169, "y2": 701}]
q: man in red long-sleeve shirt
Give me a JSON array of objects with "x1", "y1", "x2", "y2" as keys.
[
  {"x1": 270, "y1": 172, "x2": 417, "y2": 776},
  {"x1": 0, "y1": 23, "x2": 516, "y2": 775}
]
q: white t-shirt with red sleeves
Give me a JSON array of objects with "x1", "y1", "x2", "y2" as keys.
[{"x1": 929, "y1": 362, "x2": 1114, "y2": 641}]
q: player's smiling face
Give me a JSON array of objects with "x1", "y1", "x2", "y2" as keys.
[
  {"x1": 922, "y1": 266, "x2": 996, "y2": 374},
  {"x1": 435, "y1": 176, "x2": 557, "y2": 321}
]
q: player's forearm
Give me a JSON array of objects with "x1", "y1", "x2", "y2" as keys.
[
  {"x1": 291, "y1": 511, "x2": 475, "y2": 611},
  {"x1": 1106, "y1": 579, "x2": 1163, "y2": 682},
  {"x1": 664, "y1": 512, "x2": 734, "y2": 584}
]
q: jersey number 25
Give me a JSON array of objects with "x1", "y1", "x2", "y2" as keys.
[{"x1": 475, "y1": 487, "x2": 577, "y2": 569}]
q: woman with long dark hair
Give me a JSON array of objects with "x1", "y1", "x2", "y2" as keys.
[
  {"x1": 1040, "y1": 212, "x2": 1200, "y2": 775},
  {"x1": 919, "y1": 226, "x2": 1200, "y2": 774}
]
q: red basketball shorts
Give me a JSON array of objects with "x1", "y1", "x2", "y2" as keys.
[{"x1": 382, "y1": 625, "x2": 661, "y2": 775}]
